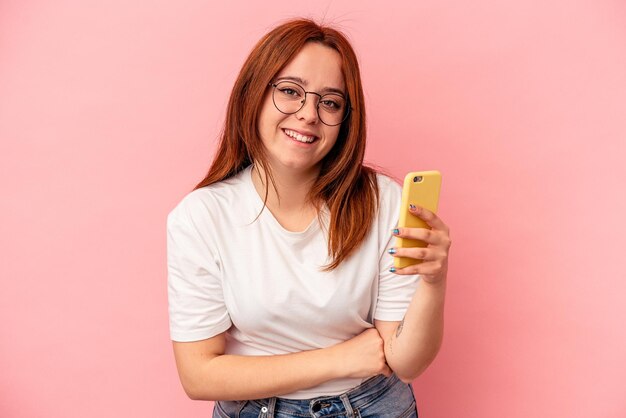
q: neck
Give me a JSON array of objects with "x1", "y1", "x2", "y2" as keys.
[{"x1": 251, "y1": 163, "x2": 320, "y2": 212}]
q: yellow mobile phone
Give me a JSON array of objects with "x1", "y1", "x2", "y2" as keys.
[{"x1": 394, "y1": 171, "x2": 442, "y2": 269}]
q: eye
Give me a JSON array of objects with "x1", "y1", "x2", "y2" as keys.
[
  {"x1": 279, "y1": 87, "x2": 301, "y2": 97},
  {"x1": 320, "y1": 99, "x2": 343, "y2": 111}
]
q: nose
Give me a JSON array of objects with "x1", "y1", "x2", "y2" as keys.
[{"x1": 295, "y1": 92, "x2": 320, "y2": 124}]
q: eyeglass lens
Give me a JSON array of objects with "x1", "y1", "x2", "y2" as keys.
[{"x1": 272, "y1": 81, "x2": 348, "y2": 126}]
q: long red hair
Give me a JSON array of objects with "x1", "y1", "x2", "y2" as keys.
[{"x1": 194, "y1": 18, "x2": 379, "y2": 270}]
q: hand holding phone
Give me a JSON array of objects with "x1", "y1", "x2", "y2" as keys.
[{"x1": 394, "y1": 171, "x2": 442, "y2": 269}]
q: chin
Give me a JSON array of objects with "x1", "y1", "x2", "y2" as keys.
[{"x1": 277, "y1": 159, "x2": 320, "y2": 173}]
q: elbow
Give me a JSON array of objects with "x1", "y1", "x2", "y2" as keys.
[
  {"x1": 183, "y1": 383, "x2": 216, "y2": 401},
  {"x1": 181, "y1": 380, "x2": 203, "y2": 400},
  {"x1": 393, "y1": 349, "x2": 441, "y2": 384},
  {"x1": 395, "y1": 369, "x2": 420, "y2": 384},
  {"x1": 176, "y1": 356, "x2": 223, "y2": 401},
  {"x1": 179, "y1": 376, "x2": 216, "y2": 401},
  {"x1": 173, "y1": 338, "x2": 225, "y2": 401},
  {"x1": 185, "y1": 387, "x2": 202, "y2": 401},
  {"x1": 397, "y1": 374, "x2": 416, "y2": 385}
]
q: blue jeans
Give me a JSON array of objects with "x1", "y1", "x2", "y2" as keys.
[{"x1": 213, "y1": 373, "x2": 418, "y2": 418}]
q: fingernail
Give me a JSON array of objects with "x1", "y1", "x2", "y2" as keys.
[
  {"x1": 390, "y1": 267, "x2": 396, "y2": 273},
  {"x1": 388, "y1": 248, "x2": 397, "y2": 254},
  {"x1": 409, "y1": 204, "x2": 416, "y2": 210},
  {"x1": 392, "y1": 228, "x2": 399, "y2": 235}
]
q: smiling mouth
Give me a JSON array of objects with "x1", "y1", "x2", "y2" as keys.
[{"x1": 282, "y1": 128, "x2": 318, "y2": 144}]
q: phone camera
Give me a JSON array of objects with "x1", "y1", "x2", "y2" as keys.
[{"x1": 413, "y1": 176, "x2": 423, "y2": 183}]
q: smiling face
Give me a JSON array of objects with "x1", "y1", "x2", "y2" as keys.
[{"x1": 257, "y1": 42, "x2": 346, "y2": 176}]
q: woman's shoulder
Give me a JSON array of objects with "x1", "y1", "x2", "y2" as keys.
[
  {"x1": 373, "y1": 170, "x2": 402, "y2": 201},
  {"x1": 168, "y1": 166, "x2": 252, "y2": 225}
]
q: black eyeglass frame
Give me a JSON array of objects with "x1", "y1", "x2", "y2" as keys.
[{"x1": 268, "y1": 81, "x2": 352, "y2": 127}]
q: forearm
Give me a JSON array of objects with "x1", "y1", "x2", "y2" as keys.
[
  {"x1": 185, "y1": 346, "x2": 342, "y2": 401},
  {"x1": 384, "y1": 277, "x2": 446, "y2": 383}
]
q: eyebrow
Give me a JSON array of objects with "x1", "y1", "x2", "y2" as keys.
[{"x1": 274, "y1": 76, "x2": 346, "y2": 96}]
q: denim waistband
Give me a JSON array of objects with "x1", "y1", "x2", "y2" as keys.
[{"x1": 249, "y1": 373, "x2": 403, "y2": 417}]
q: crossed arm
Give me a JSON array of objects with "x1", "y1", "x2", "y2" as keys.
[
  {"x1": 376, "y1": 203, "x2": 450, "y2": 383},
  {"x1": 375, "y1": 277, "x2": 446, "y2": 383},
  {"x1": 172, "y1": 205, "x2": 449, "y2": 399},
  {"x1": 173, "y1": 277, "x2": 446, "y2": 401}
]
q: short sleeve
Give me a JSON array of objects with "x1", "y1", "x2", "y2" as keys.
[
  {"x1": 373, "y1": 177, "x2": 421, "y2": 321},
  {"x1": 166, "y1": 199, "x2": 232, "y2": 342}
]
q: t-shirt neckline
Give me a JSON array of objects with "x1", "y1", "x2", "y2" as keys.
[{"x1": 243, "y1": 165, "x2": 322, "y2": 239}]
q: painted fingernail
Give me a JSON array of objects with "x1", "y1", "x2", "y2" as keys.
[
  {"x1": 409, "y1": 204, "x2": 416, "y2": 210},
  {"x1": 388, "y1": 248, "x2": 397, "y2": 254},
  {"x1": 390, "y1": 267, "x2": 396, "y2": 273},
  {"x1": 392, "y1": 228, "x2": 399, "y2": 235}
]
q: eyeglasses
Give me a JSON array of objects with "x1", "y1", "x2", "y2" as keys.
[{"x1": 268, "y1": 81, "x2": 351, "y2": 126}]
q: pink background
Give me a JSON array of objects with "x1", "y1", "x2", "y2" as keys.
[{"x1": 1, "y1": 1, "x2": 625, "y2": 417}]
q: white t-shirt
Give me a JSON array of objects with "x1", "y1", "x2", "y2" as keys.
[{"x1": 167, "y1": 165, "x2": 420, "y2": 399}]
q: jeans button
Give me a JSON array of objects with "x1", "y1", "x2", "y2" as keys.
[{"x1": 261, "y1": 406, "x2": 268, "y2": 413}]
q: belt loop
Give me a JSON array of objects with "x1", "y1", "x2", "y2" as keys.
[
  {"x1": 339, "y1": 393, "x2": 355, "y2": 418},
  {"x1": 266, "y1": 397, "x2": 277, "y2": 417}
]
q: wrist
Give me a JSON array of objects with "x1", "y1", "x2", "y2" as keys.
[
  {"x1": 420, "y1": 268, "x2": 448, "y2": 287},
  {"x1": 323, "y1": 342, "x2": 348, "y2": 379},
  {"x1": 418, "y1": 275, "x2": 448, "y2": 303}
]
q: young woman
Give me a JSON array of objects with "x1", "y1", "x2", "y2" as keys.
[{"x1": 167, "y1": 18, "x2": 451, "y2": 418}]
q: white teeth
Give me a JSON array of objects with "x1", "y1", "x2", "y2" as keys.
[{"x1": 284, "y1": 129, "x2": 315, "y2": 143}]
